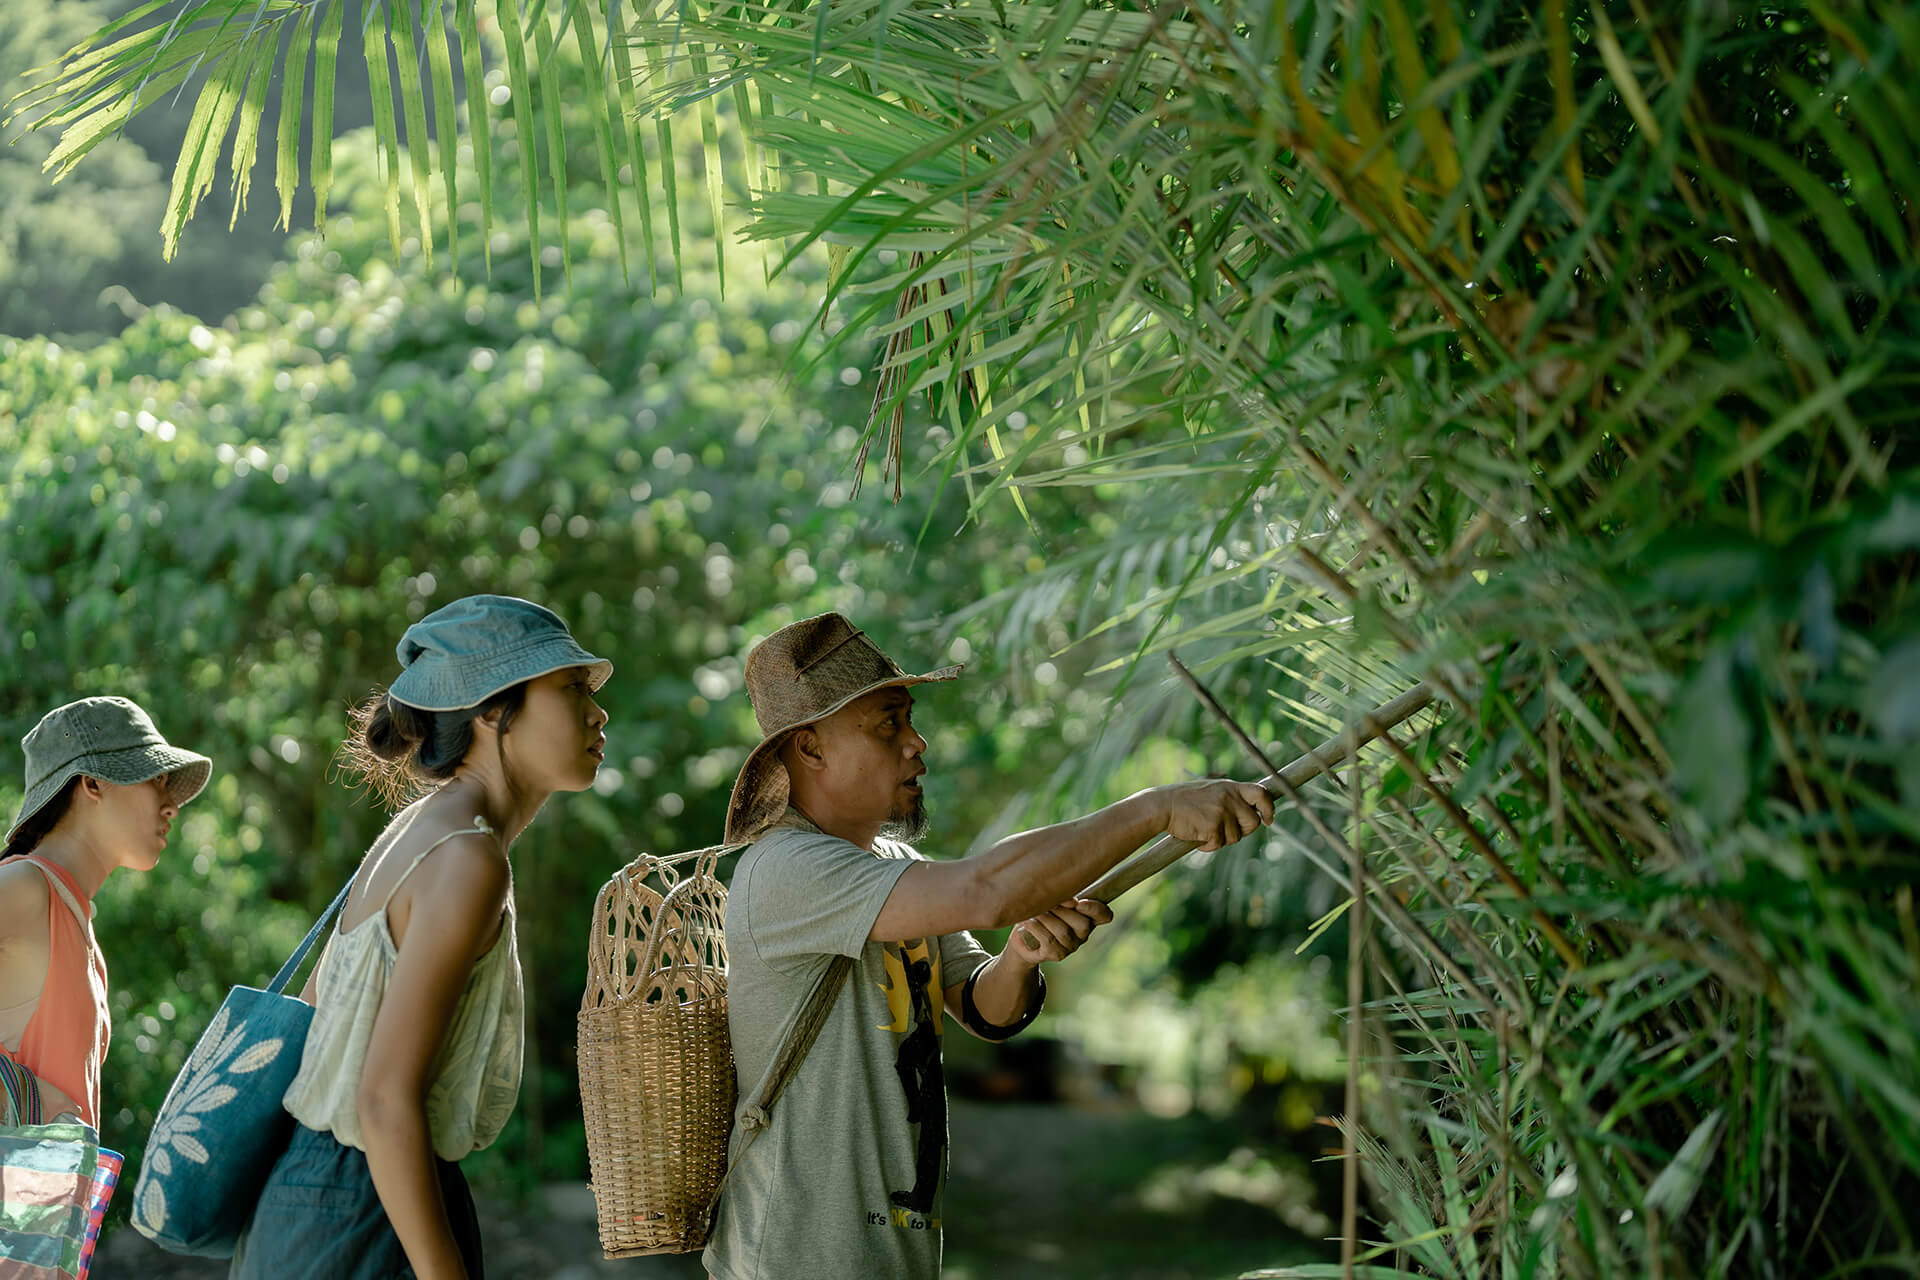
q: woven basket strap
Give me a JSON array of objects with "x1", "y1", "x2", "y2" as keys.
[
  {"x1": 703, "y1": 952, "x2": 855, "y2": 1225},
  {"x1": 657, "y1": 844, "x2": 735, "y2": 869},
  {"x1": 635, "y1": 845, "x2": 734, "y2": 980},
  {"x1": 742, "y1": 953, "x2": 854, "y2": 1122}
]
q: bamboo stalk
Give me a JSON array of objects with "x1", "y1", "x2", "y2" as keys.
[
  {"x1": 1080, "y1": 678, "x2": 1436, "y2": 902},
  {"x1": 1340, "y1": 736, "x2": 1365, "y2": 1280}
]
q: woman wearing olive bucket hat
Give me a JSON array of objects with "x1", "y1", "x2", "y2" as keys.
[
  {"x1": 0, "y1": 697, "x2": 212, "y2": 1130},
  {"x1": 230, "y1": 594, "x2": 610, "y2": 1280}
]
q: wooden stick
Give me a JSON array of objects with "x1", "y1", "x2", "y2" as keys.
[{"x1": 1080, "y1": 677, "x2": 1435, "y2": 903}]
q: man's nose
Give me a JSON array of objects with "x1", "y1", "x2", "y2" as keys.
[{"x1": 905, "y1": 727, "x2": 928, "y2": 756}]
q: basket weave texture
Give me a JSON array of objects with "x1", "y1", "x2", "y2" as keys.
[{"x1": 578, "y1": 847, "x2": 734, "y2": 1258}]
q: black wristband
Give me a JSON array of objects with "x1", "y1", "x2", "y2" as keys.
[{"x1": 960, "y1": 963, "x2": 1045, "y2": 1041}]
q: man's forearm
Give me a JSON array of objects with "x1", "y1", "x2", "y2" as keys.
[{"x1": 965, "y1": 789, "x2": 1168, "y2": 927}]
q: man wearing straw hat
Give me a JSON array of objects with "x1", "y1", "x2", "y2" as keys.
[{"x1": 704, "y1": 612, "x2": 1273, "y2": 1280}]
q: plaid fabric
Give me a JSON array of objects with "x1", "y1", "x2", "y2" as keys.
[
  {"x1": 75, "y1": 1149, "x2": 119, "y2": 1280},
  {"x1": 0, "y1": 1119, "x2": 98, "y2": 1280}
]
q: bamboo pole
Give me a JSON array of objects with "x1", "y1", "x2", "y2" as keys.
[{"x1": 1079, "y1": 679, "x2": 1436, "y2": 903}]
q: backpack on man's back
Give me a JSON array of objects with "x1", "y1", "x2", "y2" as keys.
[{"x1": 577, "y1": 845, "x2": 849, "y2": 1258}]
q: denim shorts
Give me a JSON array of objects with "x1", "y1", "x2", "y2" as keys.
[{"x1": 229, "y1": 1123, "x2": 483, "y2": 1280}]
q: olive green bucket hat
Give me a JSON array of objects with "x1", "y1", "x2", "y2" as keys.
[{"x1": 6, "y1": 697, "x2": 213, "y2": 846}]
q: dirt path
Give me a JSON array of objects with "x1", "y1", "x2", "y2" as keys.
[
  {"x1": 943, "y1": 1099, "x2": 1328, "y2": 1280},
  {"x1": 91, "y1": 1099, "x2": 1329, "y2": 1278}
]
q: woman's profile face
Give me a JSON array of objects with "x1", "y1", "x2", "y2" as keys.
[
  {"x1": 82, "y1": 773, "x2": 178, "y2": 871},
  {"x1": 500, "y1": 667, "x2": 608, "y2": 794}
]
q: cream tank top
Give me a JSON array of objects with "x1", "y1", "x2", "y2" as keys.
[{"x1": 282, "y1": 814, "x2": 524, "y2": 1161}]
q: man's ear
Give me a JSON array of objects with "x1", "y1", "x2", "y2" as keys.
[
  {"x1": 786, "y1": 726, "x2": 827, "y2": 773},
  {"x1": 76, "y1": 776, "x2": 107, "y2": 802}
]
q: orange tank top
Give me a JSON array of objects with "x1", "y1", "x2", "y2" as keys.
[{"x1": 0, "y1": 856, "x2": 109, "y2": 1128}]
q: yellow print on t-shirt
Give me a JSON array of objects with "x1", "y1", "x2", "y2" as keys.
[{"x1": 875, "y1": 939, "x2": 942, "y2": 1034}]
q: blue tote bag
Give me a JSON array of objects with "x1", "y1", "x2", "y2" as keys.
[{"x1": 129, "y1": 880, "x2": 351, "y2": 1258}]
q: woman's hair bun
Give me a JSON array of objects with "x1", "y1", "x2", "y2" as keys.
[
  {"x1": 337, "y1": 688, "x2": 436, "y2": 810},
  {"x1": 335, "y1": 683, "x2": 528, "y2": 812},
  {"x1": 362, "y1": 694, "x2": 431, "y2": 762}
]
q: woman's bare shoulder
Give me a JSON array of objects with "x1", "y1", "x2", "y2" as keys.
[{"x1": 0, "y1": 861, "x2": 51, "y2": 946}]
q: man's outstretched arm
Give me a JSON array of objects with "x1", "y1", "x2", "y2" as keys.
[{"x1": 871, "y1": 779, "x2": 1273, "y2": 943}]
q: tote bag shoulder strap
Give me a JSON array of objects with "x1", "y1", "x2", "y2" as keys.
[
  {"x1": 263, "y1": 801, "x2": 448, "y2": 995},
  {"x1": 265, "y1": 880, "x2": 353, "y2": 996}
]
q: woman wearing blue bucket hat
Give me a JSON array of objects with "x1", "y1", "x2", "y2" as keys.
[{"x1": 230, "y1": 595, "x2": 611, "y2": 1280}]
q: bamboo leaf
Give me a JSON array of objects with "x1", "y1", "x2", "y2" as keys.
[
  {"x1": 423, "y1": 0, "x2": 461, "y2": 271},
  {"x1": 41, "y1": 62, "x2": 196, "y2": 181},
  {"x1": 568, "y1": 0, "x2": 631, "y2": 283},
  {"x1": 164, "y1": 0, "x2": 248, "y2": 115},
  {"x1": 362, "y1": 3, "x2": 405, "y2": 255},
  {"x1": 159, "y1": 46, "x2": 253, "y2": 260},
  {"x1": 642, "y1": 29, "x2": 684, "y2": 289},
  {"x1": 14, "y1": 21, "x2": 206, "y2": 130},
  {"x1": 606, "y1": 6, "x2": 658, "y2": 290},
  {"x1": 274, "y1": 3, "x2": 315, "y2": 230},
  {"x1": 311, "y1": 0, "x2": 346, "y2": 235},
  {"x1": 454, "y1": 0, "x2": 491, "y2": 271},
  {"x1": 33, "y1": 19, "x2": 246, "y2": 167},
  {"x1": 225, "y1": 19, "x2": 278, "y2": 227},
  {"x1": 388, "y1": 0, "x2": 437, "y2": 265},
  {"x1": 529, "y1": 0, "x2": 573, "y2": 290},
  {"x1": 496, "y1": 0, "x2": 543, "y2": 295},
  {"x1": 51, "y1": 0, "x2": 176, "y2": 65},
  {"x1": 689, "y1": 35, "x2": 727, "y2": 291}
]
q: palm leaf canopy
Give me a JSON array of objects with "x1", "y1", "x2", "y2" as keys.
[{"x1": 17, "y1": 0, "x2": 1920, "y2": 1275}]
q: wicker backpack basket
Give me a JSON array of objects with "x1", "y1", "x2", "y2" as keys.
[
  {"x1": 578, "y1": 846, "x2": 734, "y2": 1257},
  {"x1": 578, "y1": 845, "x2": 852, "y2": 1259}
]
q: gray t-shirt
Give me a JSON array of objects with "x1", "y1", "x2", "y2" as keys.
[{"x1": 703, "y1": 824, "x2": 992, "y2": 1280}]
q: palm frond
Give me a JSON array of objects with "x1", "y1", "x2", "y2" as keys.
[{"x1": 13, "y1": 0, "x2": 695, "y2": 276}]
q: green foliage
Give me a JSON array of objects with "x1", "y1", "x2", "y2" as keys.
[
  {"x1": 10, "y1": 0, "x2": 715, "y2": 291},
  {"x1": 0, "y1": 96, "x2": 1080, "y2": 1211},
  {"x1": 0, "y1": 0, "x2": 382, "y2": 340},
  {"x1": 0, "y1": 0, "x2": 171, "y2": 340},
  {"x1": 21, "y1": 0, "x2": 1920, "y2": 1274},
  {"x1": 620, "y1": 3, "x2": 1915, "y2": 1277}
]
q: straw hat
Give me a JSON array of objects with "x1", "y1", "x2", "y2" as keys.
[
  {"x1": 388, "y1": 594, "x2": 612, "y2": 711},
  {"x1": 6, "y1": 697, "x2": 213, "y2": 846},
  {"x1": 724, "y1": 613, "x2": 961, "y2": 844}
]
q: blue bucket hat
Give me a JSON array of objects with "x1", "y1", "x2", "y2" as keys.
[{"x1": 387, "y1": 595, "x2": 612, "y2": 712}]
